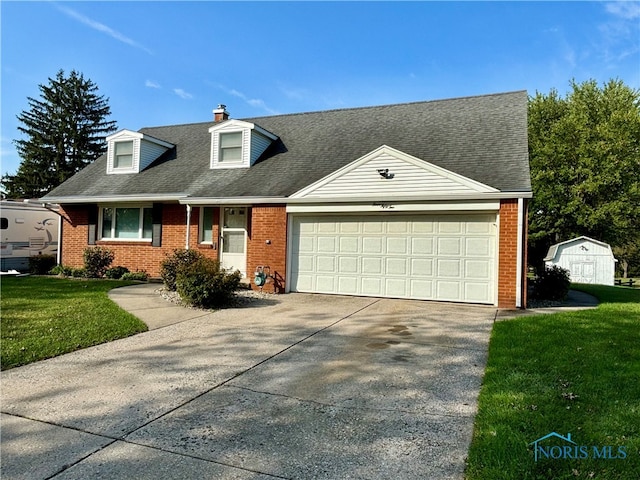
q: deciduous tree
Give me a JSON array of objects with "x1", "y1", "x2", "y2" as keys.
[{"x1": 528, "y1": 79, "x2": 640, "y2": 271}]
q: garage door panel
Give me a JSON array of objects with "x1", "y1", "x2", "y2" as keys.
[
  {"x1": 317, "y1": 237, "x2": 336, "y2": 253},
  {"x1": 410, "y1": 279, "x2": 433, "y2": 298},
  {"x1": 338, "y1": 256, "x2": 358, "y2": 274},
  {"x1": 411, "y1": 258, "x2": 433, "y2": 276},
  {"x1": 386, "y1": 278, "x2": 407, "y2": 296},
  {"x1": 337, "y1": 276, "x2": 358, "y2": 294},
  {"x1": 290, "y1": 214, "x2": 495, "y2": 304},
  {"x1": 362, "y1": 237, "x2": 383, "y2": 254},
  {"x1": 437, "y1": 281, "x2": 461, "y2": 301},
  {"x1": 387, "y1": 237, "x2": 408, "y2": 254},
  {"x1": 465, "y1": 260, "x2": 491, "y2": 279},
  {"x1": 316, "y1": 256, "x2": 336, "y2": 273},
  {"x1": 411, "y1": 237, "x2": 434, "y2": 255},
  {"x1": 339, "y1": 237, "x2": 359, "y2": 253},
  {"x1": 437, "y1": 258, "x2": 461, "y2": 277},
  {"x1": 438, "y1": 237, "x2": 462, "y2": 255},
  {"x1": 465, "y1": 237, "x2": 491, "y2": 256},
  {"x1": 316, "y1": 276, "x2": 335, "y2": 292},
  {"x1": 386, "y1": 257, "x2": 408, "y2": 275},
  {"x1": 317, "y1": 222, "x2": 337, "y2": 233},
  {"x1": 362, "y1": 257, "x2": 383, "y2": 274},
  {"x1": 465, "y1": 283, "x2": 490, "y2": 303}
]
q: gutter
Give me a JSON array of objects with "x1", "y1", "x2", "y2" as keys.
[{"x1": 40, "y1": 194, "x2": 188, "y2": 204}]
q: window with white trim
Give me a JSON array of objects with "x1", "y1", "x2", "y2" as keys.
[
  {"x1": 114, "y1": 141, "x2": 134, "y2": 169},
  {"x1": 219, "y1": 132, "x2": 243, "y2": 163},
  {"x1": 199, "y1": 207, "x2": 215, "y2": 243},
  {"x1": 100, "y1": 206, "x2": 153, "y2": 240}
]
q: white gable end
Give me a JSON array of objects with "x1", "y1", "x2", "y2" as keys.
[{"x1": 291, "y1": 145, "x2": 498, "y2": 199}]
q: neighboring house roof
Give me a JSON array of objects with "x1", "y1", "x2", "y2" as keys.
[
  {"x1": 544, "y1": 236, "x2": 614, "y2": 262},
  {"x1": 43, "y1": 91, "x2": 531, "y2": 202}
]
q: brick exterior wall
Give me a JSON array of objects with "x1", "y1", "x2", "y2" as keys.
[
  {"x1": 59, "y1": 204, "x2": 212, "y2": 277},
  {"x1": 497, "y1": 199, "x2": 527, "y2": 309},
  {"x1": 246, "y1": 205, "x2": 288, "y2": 293}
]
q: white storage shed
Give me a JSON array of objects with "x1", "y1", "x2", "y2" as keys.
[{"x1": 544, "y1": 236, "x2": 617, "y2": 285}]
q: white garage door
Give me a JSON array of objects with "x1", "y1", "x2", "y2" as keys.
[{"x1": 289, "y1": 214, "x2": 496, "y2": 304}]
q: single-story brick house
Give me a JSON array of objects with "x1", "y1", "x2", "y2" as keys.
[{"x1": 42, "y1": 91, "x2": 531, "y2": 308}]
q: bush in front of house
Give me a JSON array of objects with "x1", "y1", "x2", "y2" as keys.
[
  {"x1": 160, "y1": 248, "x2": 205, "y2": 291},
  {"x1": 531, "y1": 265, "x2": 571, "y2": 301},
  {"x1": 121, "y1": 271, "x2": 149, "y2": 281},
  {"x1": 105, "y1": 266, "x2": 130, "y2": 279},
  {"x1": 83, "y1": 247, "x2": 115, "y2": 278},
  {"x1": 29, "y1": 254, "x2": 57, "y2": 275},
  {"x1": 176, "y1": 257, "x2": 242, "y2": 308}
]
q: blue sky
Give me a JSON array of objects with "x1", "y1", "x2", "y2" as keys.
[{"x1": 2, "y1": 1, "x2": 639, "y2": 177}]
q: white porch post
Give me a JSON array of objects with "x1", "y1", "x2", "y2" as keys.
[
  {"x1": 185, "y1": 204, "x2": 192, "y2": 249},
  {"x1": 515, "y1": 197, "x2": 524, "y2": 308}
]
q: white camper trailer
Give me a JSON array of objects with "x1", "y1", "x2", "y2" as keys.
[{"x1": 1, "y1": 200, "x2": 60, "y2": 272}]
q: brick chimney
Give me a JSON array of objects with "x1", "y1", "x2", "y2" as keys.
[{"x1": 213, "y1": 104, "x2": 229, "y2": 122}]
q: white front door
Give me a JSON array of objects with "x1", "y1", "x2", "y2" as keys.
[{"x1": 220, "y1": 207, "x2": 247, "y2": 277}]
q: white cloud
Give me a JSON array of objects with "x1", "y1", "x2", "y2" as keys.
[
  {"x1": 54, "y1": 3, "x2": 153, "y2": 55},
  {"x1": 173, "y1": 88, "x2": 193, "y2": 100},
  {"x1": 145, "y1": 80, "x2": 161, "y2": 89},
  {"x1": 224, "y1": 87, "x2": 279, "y2": 115},
  {"x1": 605, "y1": 1, "x2": 640, "y2": 19}
]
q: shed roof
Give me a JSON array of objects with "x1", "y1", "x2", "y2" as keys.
[{"x1": 544, "y1": 236, "x2": 614, "y2": 262}]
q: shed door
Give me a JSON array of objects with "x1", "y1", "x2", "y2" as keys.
[
  {"x1": 289, "y1": 214, "x2": 496, "y2": 304},
  {"x1": 570, "y1": 262, "x2": 595, "y2": 284}
]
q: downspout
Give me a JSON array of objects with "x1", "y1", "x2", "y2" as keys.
[
  {"x1": 185, "y1": 204, "x2": 192, "y2": 249},
  {"x1": 515, "y1": 198, "x2": 524, "y2": 308}
]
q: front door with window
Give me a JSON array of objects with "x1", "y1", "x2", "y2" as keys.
[{"x1": 220, "y1": 207, "x2": 247, "y2": 277}]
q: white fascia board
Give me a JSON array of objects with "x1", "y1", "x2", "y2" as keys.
[
  {"x1": 41, "y1": 194, "x2": 187, "y2": 204},
  {"x1": 180, "y1": 197, "x2": 286, "y2": 205},
  {"x1": 287, "y1": 200, "x2": 500, "y2": 214},
  {"x1": 287, "y1": 191, "x2": 532, "y2": 203},
  {"x1": 290, "y1": 145, "x2": 501, "y2": 198}
]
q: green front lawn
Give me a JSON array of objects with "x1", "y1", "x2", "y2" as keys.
[
  {"x1": 1, "y1": 276, "x2": 148, "y2": 370},
  {"x1": 466, "y1": 284, "x2": 640, "y2": 479}
]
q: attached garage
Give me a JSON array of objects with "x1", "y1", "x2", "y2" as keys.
[{"x1": 289, "y1": 213, "x2": 497, "y2": 304}]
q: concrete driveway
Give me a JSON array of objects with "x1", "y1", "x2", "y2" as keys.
[{"x1": 1, "y1": 289, "x2": 496, "y2": 479}]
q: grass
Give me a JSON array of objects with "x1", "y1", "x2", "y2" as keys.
[
  {"x1": 466, "y1": 284, "x2": 640, "y2": 480},
  {"x1": 1, "y1": 276, "x2": 148, "y2": 370}
]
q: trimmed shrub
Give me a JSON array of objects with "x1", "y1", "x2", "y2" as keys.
[
  {"x1": 70, "y1": 267, "x2": 87, "y2": 278},
  {"x1": 29, "y1": 254, "x2": 57, "y2": 275},
  {"x1": 121, "y1": 271, "x2": 149, "y2": 281},
  {"x1": 83, "y1": 247, "x2": 115, "y2": 278},
  {"x1": 532, "y1": 265, "x2": 571, "y2": 301},
  {"x1": 160, "y1": 249, "x2": 204, "y2": 291},
  {"x1": 176, "y1": 258, "x2": 241, "y2": 308},
  {"x1": 105, "y1": 266, "x2": 130, "y2": 280},
  {"x1": 49, "y1": 264, "x2": 73, "y2": 276}
]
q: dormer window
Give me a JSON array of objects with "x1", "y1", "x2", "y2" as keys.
[
  {"x1": 114, "y1": 141, "x2": 134, "y2": 169},
  {"x1": 219, "y1": 132, "x2": 243, "y2": 163},
  {"x1": 106, "y1": 130, "x2": 174, "y2": 175},
  {"x1": 209, "y1": 119, "x2": 278, "y2": 170}
]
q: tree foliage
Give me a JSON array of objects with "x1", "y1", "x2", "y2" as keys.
[
  {"x1": 528, "y1": 79, "x2": 640, "y2": 270},
  {"x1": 2, "y1": 70, "x2": 117, "y2": 198}
]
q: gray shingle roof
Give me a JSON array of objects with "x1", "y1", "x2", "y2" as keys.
[{"x1": 44, "y1": 91, "x2": 531, "y2": 200}]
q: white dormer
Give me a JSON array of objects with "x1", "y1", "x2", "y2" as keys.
[
  {"x1": 106, "y1": 130, "x2": 174, "y2": 175},
  {"x1": 209, "y1": 119, "x2": 278, "y2": 169}
]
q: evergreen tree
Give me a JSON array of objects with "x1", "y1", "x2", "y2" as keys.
[{"x1": 2, "y1": 70, "x2": 117, "y2": 198}]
